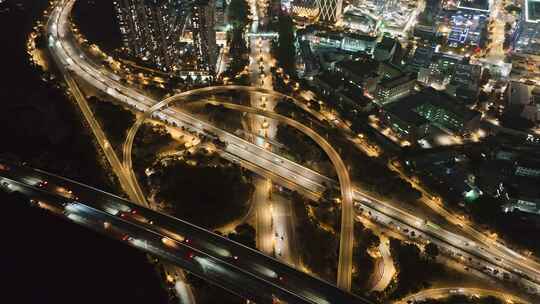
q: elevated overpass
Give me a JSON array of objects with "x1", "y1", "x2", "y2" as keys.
[{"x1": 0, "y1": 163, "x2": 373, "y2": 304}]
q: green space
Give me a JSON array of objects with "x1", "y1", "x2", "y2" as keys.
[
  {"x1": 217, "y1": 223, "x2": 257, "y2": 249},
  {"x1": 340, "y1": 144, "x2": 422, "y2": 203},
  {"x1": 186, "y1": 272, "x2": 245, "y2": 304},
  {"x1": 276, "y1": 124, "x2": 331, "y2": 170},
  {"x1": 387, "y1": 238, "x2": 447, "y2": 299},
  {"x1": 133, "y1": 123, "x2": 174, "y2": 164},
  {"x1": 88, "y1": 97, "x2": 135, "y2": 152},
  {"x1": 276, "y1": 14, "x2": 296, "y2": 77},
  {"x1": 150, "y1": 151, "x2": 254, "y2": 229},
  {"x1": 351, "y1": 222, "x2": 379, "y2": 293},
  {"x1": 224, "y1": 0, "x2": 250, "y2": 78},
  {"x1": 205, "y1": 103, "x2": 244, "y2": 131},
  {"x1": 291, "y1": 191, "x2": 339, "y2": 281}
]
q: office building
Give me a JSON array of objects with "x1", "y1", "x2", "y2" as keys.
[
  {"x1": 316, "y1": 0, "x2": 343, "y2": 24},
  {"x1": 373, "y1": 0, "x2": 399, "y2": 14},
  {"x1": 506, "y1": 81, "x2": 540, "y2": 123},
  {"x1": 333, "y1": 57, "x2": 380, "y2": 92},
  {"x1": 457, "y1": 0, "x2": 490, "y2": 13},
  {"x1": 380, "y1": 87, "x2": 481, "y2": 140},
  {"x1": 513, "y1": 0, "x2": 540, "y2": 55},
  {"x1": 291, "y1": 0, "x2": 319, "y2": 20},
  {"x1": 408, "y1": 46, "x2": 435, "y2": 72},
  {"x1": 449, "y1": 60, "x2": 482, "y2": 102},
  {"x1": 421, "y1": 0, "x2": 441, "y2": 24},
  {"x1": 374, "y1": 73, "x2": 416, "y2": 105}
]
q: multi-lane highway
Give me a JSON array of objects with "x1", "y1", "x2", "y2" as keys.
[
  {"x1": 122, "y1": 92, "x2": 355, "y2": 290},
  {"x1": 394, "y1": 287, "x2": 531, "y2": 304},
  {"x1": 0, "y1": 163, "x2": 371, "y2": 304},
  {"x1": 246, "y1": 0, "x2": 282, "y2": 264},
  {"x1": 46, "y1": 0, "x2": 540, "y2": 298}
]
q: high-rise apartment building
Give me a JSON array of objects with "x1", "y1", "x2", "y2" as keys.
[
  {"x1": 114, "y1": 0, "x2": 217, "y2": 74},
  {"x1": 191, "y1": 0, "x2": 217, "y2": 74}
]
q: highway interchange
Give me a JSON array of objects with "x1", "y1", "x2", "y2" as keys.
[{"x1": 34, "y1": 0, "x2": 540, "y2": 302}]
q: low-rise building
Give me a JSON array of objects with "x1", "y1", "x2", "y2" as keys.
[
  {"x1": 408, "y1": 46, "x2": 435, "y2": 72},
  {"x1": 502, "y1": 198, "x2": 540, "y2": 216},
  {"x1": 514, "y1": 158, "x2": 540, "y2": 178},
  {"x1": 302, "y1": 26, "x2": 378, "y2": 54},
  {"x1": 374, "y1": 73, "x2": 417, "y2": 105},
  {"x1": 513, "y1": 0, "x2": 540, "y2": 55},
  {"x1": 333, "y1": 57, "x2": 380, "y2": 92},
  {"x1": 448, "y1": 60, "x2": 483, "y2": 102},
  {"x1": 380, "y1": 104, "x2": 433, "y2": 141},
  {"x1": 342, "y1": 6, "x2": 379, "y2": 35},
  {"x1": 506, "y1": 81, "x2": 540, "y2": 123},
  {"x1": 374, "y1": 36, "x2": 399, "y2": 62},
  {"x1": 380, "y1": 87, "x2": 482, "y2": 140}
]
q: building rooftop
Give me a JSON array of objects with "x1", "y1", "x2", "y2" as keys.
[
  {"x1": 515, "y1": 157, "x2": 540, "y2": 170},
  {"x1": 451, "y1": 62, "x2": 482, "y2": 90},
  {"x1": 379, "y1": 73, "x2": 416, "y2": 89},
  {"x1": 508, "y1": 81, "x2": 532, "y2": 106},
  {"x1": 384, "y1": 87, "x2": 481, "y2": 127},
  {"x1": 386, "y1": 103, "x2": 429, "y2": 127},
  {"x1": 409, "y1": 47, "x2": 434, "y2": 70},
  {"x1": 317, "y1": 72, "x2": 343, "y2": 88},
  {"x1": 377, "y1": 36, "x2": 396, "y2": 51},
  {"x1": 335, "y1": 57, "x2": 379, "y2": 77},
  {"x1": 457, "y1": 0, "x2": 490, "y2": 12},
  {"x1": 527, "y1": 0, "x2": 540, "y2": 22}
]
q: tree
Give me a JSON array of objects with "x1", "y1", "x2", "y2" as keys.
[
  {"x1": 223, "y1": 0, "x2": 249, "y2": 78},
  {"x1": 504, "y1": 22, "x2": 512, "y2": 32},
  {"x1": 505, "y1": 4, "x2": 521, "y2": 15},
  {"x1": 228, "y1": 223, "x2": 256, "y2": 248},
  {"x1": 277, "y1": 14, "x2": 296, "y2": 77},
  {"x1": 364, "y1": 230, "x2": 380, "y2": 249},
  {"x1": 227, "y1": 0, "x2": 249, "y2": 29},
  {"x1": 89, "y1": 98, "x2": 135, "y2": 145},
  {"x1": 425, "y1": 242, "x2": 439, "y2": 259},
  {"x1": 154, "y1": 159, "x2": 253, "y2": 229}
]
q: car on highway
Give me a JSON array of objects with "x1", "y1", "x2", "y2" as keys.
[
  {"x1": 37, "y1": 180, "x2": 49, "y2": 188},
  {"x1": 162, "y1": 236, "x2": 180, "y2": 249},
  {"x1": 119, "y1": 209, "x2": 152, "y2": 224}
]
